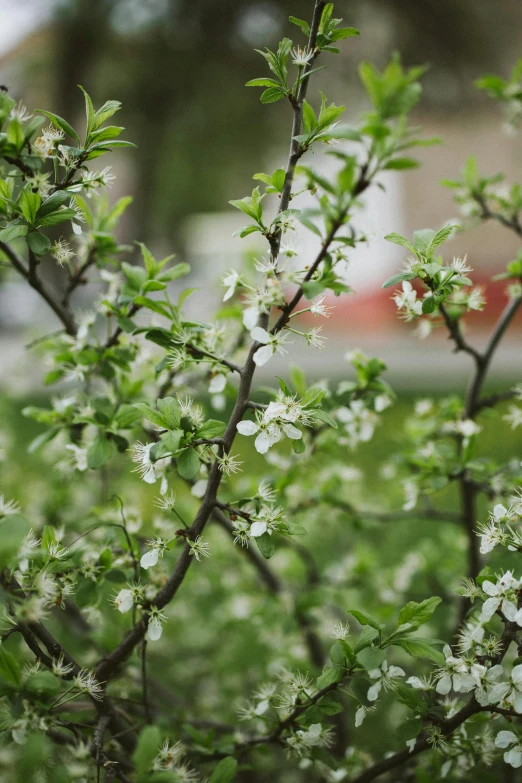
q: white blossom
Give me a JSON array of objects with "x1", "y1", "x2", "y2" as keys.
[
  {"x1": 222, "y1": 269, "x2": 240, "y2": 301},
  {"x1": 147, "y1": 607, "x2": 167, "y2": 641},
  {"x1": 251, "y1": 327, "x2": 292, "y2": 366},
  {"x1": 393, "y1": 281, "x2": 423, "y2": 321},
  {"x1": 496, "y1": 731, "x2": 522, "y2": 768},
  {"x1": 479, "y1": 571, "x2": 520, "y2": 623},
  {"x1": 114, "y1": 589, "x2": 134, "y2": 614},
  {"x1": 367, "y1": 660, "x2": 405, "y2": 701},
  {"x1": 435, "y1": 645, "x2": 475, "y2": 695}
]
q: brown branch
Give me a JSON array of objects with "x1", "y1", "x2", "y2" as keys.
[
  {"x1": 466, "y1": 295, "x2": 522, "y2": 418},
  {"x1": 0, "y1": 240, "x2": 77, "y2": 335},
  {"x1": 94, "y1": 0, "x2": 329, "y2": 686},
  {"x1": 438, "y1": 302, "x2": 482, "y2": 364},
  {"x1": 476, "y1": 389, "x2": 519, "y2": 411}
]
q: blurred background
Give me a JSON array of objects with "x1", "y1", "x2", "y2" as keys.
[{"x1": 1, "y1": 0, "x2": 522, "y2": 390}]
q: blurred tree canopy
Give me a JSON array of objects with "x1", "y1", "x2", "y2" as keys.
[{"x1": 37, "y1": 0, "x2": 522, "y2": 250}]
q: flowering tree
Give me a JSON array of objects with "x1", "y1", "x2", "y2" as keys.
[{"x1": 1, "y1": 2, "x2": 522, "y2": 781}]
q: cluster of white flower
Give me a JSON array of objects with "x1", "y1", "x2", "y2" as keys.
[
  {"x1": 237, "y1": 395, "x2": 312, "y2": 454},
  {"x1": 336, "y1": 400, "x2": 379, "y2": 449},
  {"x1": 153, "y1": 740, "x2": 199, "y2": 780}
]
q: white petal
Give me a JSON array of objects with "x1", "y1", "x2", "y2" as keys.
[
  {"x1": 512, "y1": 664, "x2": 522, "y2": 685},
  {"x1": 140, "y1": 549, "x2": 159, "y2": 569},
  {"x1": 250, "y1": 521, "x2": 267, "y2": 537},
  {"x1": 237, "y1": 420, "x2": 258, "y2": 436},
  {"x1": 243, "y1": 305, "x2": 260, "y2": 330},
  {"x1": 255, "y1": 431, "x2": 271, "y2": 454},
  {"x1": 436, "y1": 674, "x2": 451, "y2": 695},
  {"x1": 263, "y1": 401, "x2": 286, "y2": 421},
  {"x1": 250, "y1": 326, "x2": 270, "y2": 344},
  {"x1": 481, "y1": 580, "x2": 499, "y2": 597},
  {"x1": 502, "y1": 599, "x2": 518, "y2": 621},
  {"x1": 505, "y1": 748, "x2": 522, "y2": 768},
  {"x1": 115, "y1": 589, "x2": 133, "y2": 613},
  {"x1": 191, "y1": 479, "x2": 208, "y2": 498},
  {"x1": 209, "y1": 374, "x2": 227, "y2": 393},
  {"x1": 496, "y1": 731, "x2": 517, "y2": 749},
  {"x1": 493, "y1": 504, "x2": 507, "y2": 519},
  {"x1": 142, "y1": 465, "x2": 157, "y2": 484},
  {"x1": 355, "y1": 706, "x2": 366, "y2": 727},
  {"x1": 282, "y1": 423, "x2": 302, "y2": 440},
  {"x1": 367, "y1": 681, "x2": 381, "y2": 702},
  {"x1": 480, "y1": 597, "x2": 500, "y2": 622},
  {"x1": 253, "y1": 344, "x2": 273, "y2": 366},
  {"x1": 147, "y1": 618, "x2": 163, "y2": 641}
]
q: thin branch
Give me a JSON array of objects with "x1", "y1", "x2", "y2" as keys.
[
  {"x1": 438, "y1": 302, "x2": 481, "y2": 364},
  {"x1": 473, "y1": 192, "x2": 522, "y2": 237},
  {"x1": 466, "y1": 295, "x2": 522, "y2": 418},
  {"x1": 0, "y1": 240, "x2": 77, "y2": 335},
  {"x1": 476, "y1": 389, "x2": 519, "y2": 411},
  {"x1": 94, "y1": 0, "x2": 329, "y2": 686}
]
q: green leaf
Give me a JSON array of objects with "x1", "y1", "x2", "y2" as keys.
[
  {"x1": 313, "y1": 409, "x2": 338, "y2": 428},
  {"x1": 421, "y1": 296, "x2": 437, "y2": 314},
  {"x1": 316, "y1": 665, "x2": 345, "y2": 688},
  {"x1": 383, "y1": 157, "x2": 419, "y2": 170},
  {"x1": 36, "y1": 208, "x2": 77, "y2": 228},
  {"x1": 0, "y1": 514, "x2": 31, "y2": 568},
  {"x1": 384, "y1": 233, "x2": 418, "y2": 256},
  {"x1": 425, "y1": 225, "x2": 458, "y2": 256},
  {"x1": 289, "y1": 16, "x2": 310, "y2": 36},
  {"x1": 132, "y1": 725, "x2": 161, "y2": 776},
  {"x1": 0, "y1": 647, "x2": 21, "y2": 685},
  {"x1": 89, "y1": 125, "x2": 124, "y2": 143},
  {"x1": 245, "y1": 78, "x2": 281, "y2": 88},
  {"x1": 36, "y1": 110, "x2": 80, "y2": 143},
  {"x1": 394, "y1": 637, "x2": 445, "y2": 665},
  {"x1": 0, "y1": 222, "x2": 28, "y2": 242},
  {"x1": 353, "y1": 626, "x2": 379, "y2": 653},
  {"x1": 18, "y1": 189, "x2": 41, "y2": 224},
  {"x1": 113, "y1": 404, "x2": 142, "y2": 429},
  {"x1": 302, "y1": 100, "x2": 317, "y2": 133},
  {"x1": 330, "y1": 27, "x2": 360, "y2": 41},
  {"x1": 25, "y1": 671, "x2": 61, "y2": 696},
  {"x1": 255, "y1": 532, "x2": 276, "y2": 560},
  {"x1": 356, "y1": 646, "x2": 385, "y2": 670},
  {"x1": 208, "y1": 757, "x2": 238, "y2": 783},
  {"x1": 260, "y1": 87, "x2": 286, "y2": 104},
  {"x1": 157, "y1": 397, "x2": 182, "y2": 429},
  {"x1": 292, "y1": 437, "x2": 306, "y2": 454},
  {"x1": 158, "y1": 262, "x2": 191, "y2": 282},
  {"x1": 382, "y1": 272, "x2": 416, "y2": 289},
  {"x1": 93, "y1": 99, "x2": 122, "y2": 131},
  {"x1": 396, "y1": 717, "x2": 423, "y2": 743},
  {"x1": 350, "y1": 675, "x2": 372, "y2": 706},
  {"x1": 397, "y1": 596, "x2": 441, "y2": 631},
  {"x1": 0, "y1": 92, "x2": 15, "y2": 127},
  {"x1": 26, "y1": 231, "x2": 51, "y2": 256},
  {"x1": 7, "y1": 118, "x2": 24, "y2": 150},
  {"x1": 86, "y1": 437, "x2": 115, "y2": 469},
  {"x1": 133, "y1": 296, "x2": 170, "y2": 317},
  {"x1": 271, "y1": 168, "x2": 286, "y2": 193},
  {"x1": 197, "y1": 419, "x2": 225, "y2": 439},
  {"x1": 178, "y1": 447, "x2": 200, "y2": 480},
  {"x1": 348, "y1": 609, "x2": 383, "y2": 631},
  {"x1": 78, "y1": 85, "x2": 95, "y2": 135}
]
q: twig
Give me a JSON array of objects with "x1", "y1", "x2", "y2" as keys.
[
  {"x1": 94, "y1": 0, "x2": 330, "y2": 686},
  {"x1": 0, "y1": 240, "x2": 77, "y2": 335}
]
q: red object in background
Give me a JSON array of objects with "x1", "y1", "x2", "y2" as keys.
[{"x1": 295, "y1": 277, "x2": 522, "y2": 335}]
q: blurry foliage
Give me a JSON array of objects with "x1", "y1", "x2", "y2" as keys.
[{"x1": 7, "y1": 0, "x2": 515, "y2": 250}]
